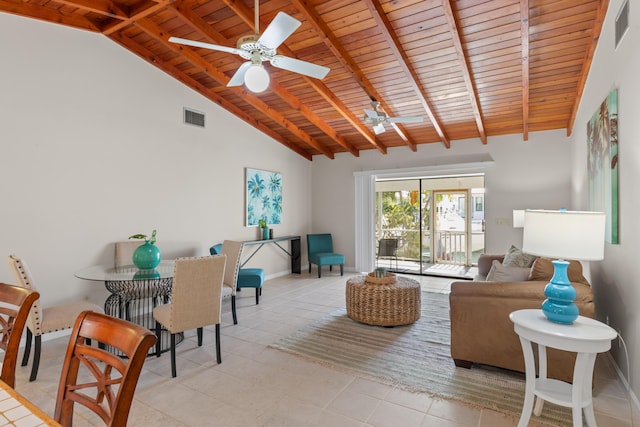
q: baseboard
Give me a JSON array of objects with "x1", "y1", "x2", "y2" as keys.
[{"x1": 607, "y1": 352, "x2": 640, "y2": 419}]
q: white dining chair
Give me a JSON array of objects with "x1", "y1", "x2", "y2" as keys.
[{"x1": 7, "y1": 255, "x2": 104, "y2": 382}]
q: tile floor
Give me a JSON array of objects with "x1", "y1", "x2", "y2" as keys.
[{"x1": 13, "y1": 273, "x2": 640, "y2": 426}]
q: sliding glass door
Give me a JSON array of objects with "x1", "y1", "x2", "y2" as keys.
[{"x1": 375, "y1": 175, "x2": 484, "y2": 275}]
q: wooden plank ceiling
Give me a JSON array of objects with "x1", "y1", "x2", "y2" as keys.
[{"x1": 0, "y1": 0, "x2": 608, "y2": 160}]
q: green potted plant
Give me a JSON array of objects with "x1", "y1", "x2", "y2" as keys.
[
  {"x1": 128, "y1": 229, "x2": 161, "y2": 269},
  {"x1": 258, "y1": 219, "x2": 269, "y2": 240}
]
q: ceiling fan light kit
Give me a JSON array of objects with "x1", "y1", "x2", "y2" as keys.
[
  {"x1": 245, "y1": 63, "x2": 270, "y2": 93},
  {"x1": 168, "y1": 1, "x2": 329, "y2": 94}
]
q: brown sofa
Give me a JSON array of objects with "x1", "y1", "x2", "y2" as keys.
[{"x1": 449, "y1": 254, "x2": 595, "y2": 383}]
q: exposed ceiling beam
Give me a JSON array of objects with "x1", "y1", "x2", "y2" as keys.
[
  {"x1": 442, "y1": 0, "x2": 487, "y2": 145},
  {"x1": 290, "y1": 0, "x2": 417, "y2": 151},
  {"x1": 56, "y1": 0, "x2": 129, "y2": 19},
  {"x1": 172, "y1": 1, "x2": 359, "y2": 157},
  {"x1": 0, "y1": 0, "x2": 100, "y2": 31},
  {"x1": 136, "y1": 18, "x2": 334, "y2": 159},
  {"x1": 109, "y1": 30, "x2": 312, "y2": 160},
  {"x1": 102, "y1": 0, "x2": 171, "y2": 35},
  {"x1": 566, "y1": 0, "x2": 610, "y2": 136},
  {"x1": 363, "y1": 0, "x2": 450, "y2": 148},
  {"x1": 520, "y1": 0, "x2": 530, "y2": 141},
  {"x1": 220, "y1": 0, "x2": 386, "y2": 154}
]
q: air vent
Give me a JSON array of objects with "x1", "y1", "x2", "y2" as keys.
[
  {"x1": 184, "y1": 108, "x2": 205, "y2": 128},
  {"x1": 615, "y1": 0, "x2": 629, "y2": 49}
]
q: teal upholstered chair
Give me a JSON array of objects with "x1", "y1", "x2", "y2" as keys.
[
  {"x1": 237, "y1": 268, "x2": 264, "y2": 304},
  {"x1": 210, "y1": 244, "x2": 264, "y2": 305},
  {"x1": 306, "y1": 233, "x2": 344, "y2": 278}
]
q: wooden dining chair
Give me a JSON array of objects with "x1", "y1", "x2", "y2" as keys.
[
  {"x1": 153, "y1": 255, "x2": 226, "y2": 377},
  {"x1": 0, "y1": 282, "x2": 39, "y2": 389},
  {"x1": 54, "y1": 311, "x2": 156, "y2": 427},
  {"x1": 8, "y1": 255, "x2": 104, "y2": 381}
]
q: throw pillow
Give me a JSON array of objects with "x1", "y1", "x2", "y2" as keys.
[
  {"x1": 486, "y1": 259, "x2": 531, "y2": 282},
  {"x1": 502, "y1": 245, "x2": 537, "y2": 268},
  {"x1": 528, "y1": 257, "x2": 589, "y2": 285}
]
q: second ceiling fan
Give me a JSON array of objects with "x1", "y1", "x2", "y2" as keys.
[
  {"x1": 364, "y1": 101, "x2": 424, "y2": 135},
  {"x1": 169, "y1": 0, "x2": 330, "y2": 93}
]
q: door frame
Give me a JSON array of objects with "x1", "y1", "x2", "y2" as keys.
[{"x1": 354, "y1": 160, "x2": 493, "y2": 273}]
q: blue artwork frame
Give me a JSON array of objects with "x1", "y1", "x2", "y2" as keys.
[{"x1": 245, "y1": 168, "x2": 283, "y2": 226}]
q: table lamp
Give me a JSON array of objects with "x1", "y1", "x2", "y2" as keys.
[{"x1": 522, "y1": 209, "x2": 606, "y2": 324}]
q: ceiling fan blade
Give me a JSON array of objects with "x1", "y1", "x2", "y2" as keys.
[
  {"x1": 258, "y1": 12, "x2": 301, "y2": 50},
  {"x1": 270, "y1": 55, "x2": 330, "y2": 79},
  {"x1": 169, "y1": 37, "x2": 242, "y2": 55},
  {"x1": 373, "y1": 123, "x2": 386, "y2": 135},
  {"x1": 364, "y1": 109, "x2": 379, "y2": 120},
  {"x1": 227, "y1": 62, "x2": 252, "y2": 87},
  {"x1": 387, "y1": 116, "x2": 424, "y2": 123}
]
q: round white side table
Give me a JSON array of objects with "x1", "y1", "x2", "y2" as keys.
[{"x1": 509, "y1": 309, "x2": 617, "y2": 427}]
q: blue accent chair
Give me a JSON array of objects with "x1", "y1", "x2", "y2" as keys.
[
  {"x1": 237, "y1": 268, "x2": 264, "y2": 304},
  {"x1": 306, "y1": 233, "x2": 344, "y2": 278},
  {"x1": 211, "y1": 244, "x2": 264, "y2": 304}
]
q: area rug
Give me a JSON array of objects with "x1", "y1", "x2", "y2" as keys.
[{"x1": 269, "y1": 292, "x2": 572, "y2": 426}]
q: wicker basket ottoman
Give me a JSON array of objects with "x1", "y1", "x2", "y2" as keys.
[{"x1": 346, "y1": 275, "x2": 421, "y2": 326}]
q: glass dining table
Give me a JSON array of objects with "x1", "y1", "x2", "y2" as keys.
[{"x1": 75, "y1": 260, "x2": 180, "y2": 353}]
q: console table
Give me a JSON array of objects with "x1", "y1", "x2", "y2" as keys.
[
  {"x1": 242, "y1": 235, "x2": 301, "y2": 273},
  {"x1": 510, "y1": 309, "x2": 617, "y2": 427}
]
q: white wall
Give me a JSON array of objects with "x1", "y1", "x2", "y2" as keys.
[
  {"x1": 0, "y1": 14, "x2": 312, "y2": 308},
  {"x1": 312, "y1": 131, "x2": 575, "y2": 267},
  {"x1": 569, "y1": 0, "x2": 640, "y2": 402}
]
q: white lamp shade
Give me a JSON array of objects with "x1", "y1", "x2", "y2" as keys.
[
  {"x1": 244, "y1": 64, "x2": 270, "y2": 93},
  {"x1": 513, "y1": 210, "x2": 525, "y2": 228},
  {"x1": 522, "y1": 209, "x2": 606, "y2": 260}
]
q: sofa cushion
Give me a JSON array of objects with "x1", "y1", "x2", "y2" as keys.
[
  {"x1": 502, "y1": 245, "x2": 537, "y2": 268},
  {"x1": 528, "y1": 257, "x2": 589, "y2": 285},
  {"x1": 486, "y1": 260, "x2": 532, "y2": 282}
]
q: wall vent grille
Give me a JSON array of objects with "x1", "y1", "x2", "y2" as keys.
[
  {"x1": 615, "y1": 0, "x2": 629, "y2": 49},
  {"x1": 184, "y1": 108, "x2": 205, "y2": 127}
]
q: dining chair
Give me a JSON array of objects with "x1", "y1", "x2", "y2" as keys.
[
  {"x1": 114, "y1": 241, "x2": 142, "y2": 268},
  {"x1": 0, "y1": 282, "x2": 39, "y2": 389},
  {"x1": 153, "y1": 255, "x2": 226, "y2": 377},
  {"x1": 210, "y1": 242, "x2": 264, "y2": 305},
  {"x1": 219, "y1": 240, "x2": 243, "y2": 325},
  {"x1": 7, "y1": 255, "x2": 104, "y2": 382},
  {"x1": 54, "y1": 310, "x2": 156, "y2": 427}
]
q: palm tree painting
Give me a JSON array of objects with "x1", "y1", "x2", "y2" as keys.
[
  {"x1": 587, "y1": 89, "x2": 619, "y2": 244},
  {"x1": 246, "y1": 168, "x2": 283, "y2": 226}
]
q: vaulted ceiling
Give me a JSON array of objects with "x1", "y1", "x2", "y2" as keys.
[{"x1": 0, "y1": 0, "x2": 608, "y2": 160}]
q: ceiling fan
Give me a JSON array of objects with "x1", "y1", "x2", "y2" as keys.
[
  {"x1": 168, "y1": 0, "x2": 330, "y2": 93},
  {"x1": 363, "y1": 101, "x2": 424, "y2": 135}
]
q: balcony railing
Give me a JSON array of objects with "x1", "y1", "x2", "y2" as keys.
[
  {"x1": 435, "y1": 231, "x2": 466, "y2": 265},
  {"x1": 378, "y1": 227, "x2": 484, "y2": 268}
]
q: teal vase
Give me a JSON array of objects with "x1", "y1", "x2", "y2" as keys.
[
  {"x1": 133, "y1": 269, "x2": 160, "y2": 280},
  {"x1": 262, "y1": 227, "x2": 269, "y2": 240},
  {"x1": 133, "y1": 241, "x2": 162, "y2": 270}
]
